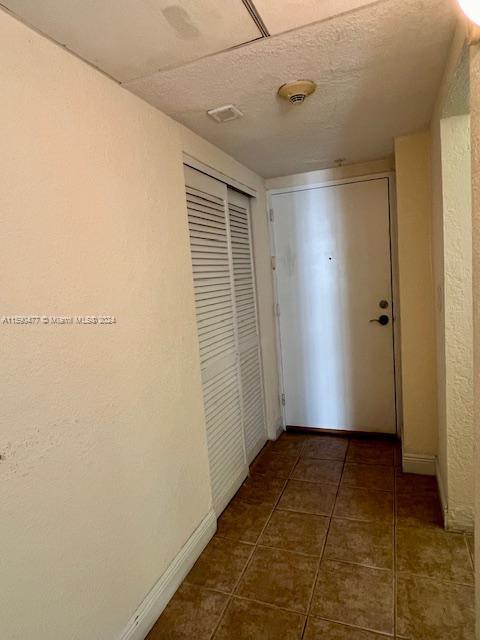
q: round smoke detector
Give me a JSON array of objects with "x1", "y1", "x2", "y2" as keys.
[{"x1": 278, "y1": 80, "x2": 317, "y2": 104}]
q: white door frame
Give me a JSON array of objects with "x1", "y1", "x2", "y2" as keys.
[{"x1": 268, "y1": 171, "x2": 402, "y2": 436}]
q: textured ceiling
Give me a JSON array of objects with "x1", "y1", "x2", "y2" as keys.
[
  {"x1": 3, "y1": 0, "x2": 457, "y2": 178},
  {"x1": 126, "y1": 0, "x2": 456, "y2": 177},
  {"x1": 253, "y1": 0, "x2": 381, "y2": 35}
]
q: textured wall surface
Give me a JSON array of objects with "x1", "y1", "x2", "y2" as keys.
[
  {"x1": 469, "y1": 42, "x2": 480, "y2": 637},
  {"x1": 442, "y1": 115, "x2": 474, "y2": 529},
  {"x1": 431, "y1": 25, "x2": 468, "y2": 517},
  {"x1": 431, "y1": 97, "x2": 448, "y2": 498},
  {"x1": 430, "y1": 25, "x2": 474, "y2": 531},
  {"x1": 0, "y1": 10, "x2": 276, "y2": 640},
  {"x1": 394, "y1": 132, "x2": 438, "y2": 456}
]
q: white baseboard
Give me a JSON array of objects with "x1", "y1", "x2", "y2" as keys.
[
  {"x1": 435, "y1": 459, "x2": 474, "y2": 532},
  {"x1": 402, "y1": 452, "x2": 436, "y2": 476},
  {"x1": 118, "y1": 509, "x2": 217, "y2": 640},
  {"x1": 446, "y1": 508, "x2": 475, "y2": 533}
]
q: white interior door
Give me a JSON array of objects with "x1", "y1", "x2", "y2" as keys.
[
  {"x1": 272, "y1": 177, "x2": 396, "y2": 433},
  {"x1": 184, "y1": 166, "x2": 247, "y2": 515},
  {"x1": 228, "y1": 188, "x2": 267, "y2": 463}
]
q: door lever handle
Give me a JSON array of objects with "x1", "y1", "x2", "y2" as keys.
[{"x1": 370, "y1": 315, "x2": 389, "y2": 326}]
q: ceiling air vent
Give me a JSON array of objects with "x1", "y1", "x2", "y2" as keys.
[{"x1": 207, "y1": 104, "x2": 244, "y2": 123}]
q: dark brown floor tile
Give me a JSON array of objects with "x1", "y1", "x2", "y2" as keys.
[
  {"x1": 311, "y1": 560, "x2": 393, "y2": 635},
  {"x1": 333, "y1": 486, "x2": 393, "y2": 523},
  {"x1": 235, "y1": 545, "x2": 318, "y2": 613},
  {"x1": 146, "y1": 583, "x2": 228, "y2": 640},
  {"x1": 341, "y1": 463, "x2": 394, "y2": 491},
  {"x1": 213, "y1": 597, "x2": 305, "y2": 639},
  {"x1": 185, "y1": 536, "x2": 254, "y2": 593},
  {"x1": 324, "y1": 518, "x2": 393, "y2": 569},
  {"x1": 252, "y1": 450, "x2": 297, "y2": 479},
  {"x1": 304, "y1": 617, "x2": 387, "y2": 639},
  {"x1": 268, "y1": 433, "x2": 305, "y2": 456},
  {"x1": 259, "y1": 509, "x2": 329, "y2": 555},
  {"x1": 347, "y1": 439, "x2": 394, "y2": 466},
  {"x1": 397, "y1": 527, "x2": 473, "y2": 585},
  {"x1": 235, "y1": 473, "x2": 286, "y2": 506},
  {"x1": 301, "y1": 436, "x2": 348, "y2": 461},
  {"x1": 395, "y1": 470, "x2": 438, "y2": 495},
  {"x1": 216, "y1": 499, "x2": 272, "y2": 543},
  {"x1": 277, "y1": 479, "x2": 337, "y2": 516},
  {"x1": 292, "y1": 458, "x2": 343, "y2": 484},
  {"x1": 396, "y1": 491, "x2": 443, "y2": 529},
  {"x1": 397, "y1": 574, "x2": 475, "y2": 639}
]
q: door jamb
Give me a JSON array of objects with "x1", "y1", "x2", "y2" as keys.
[{"x1": 267, "y1": 171, "x2": 402, "y2": 436}]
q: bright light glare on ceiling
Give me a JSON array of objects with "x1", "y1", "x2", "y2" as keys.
[{"x1": 458, "y1": 0, "x2": 480, "y2": 26}]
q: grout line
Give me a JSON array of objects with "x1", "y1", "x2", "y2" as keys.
[
  {"x1": 464, "y1": 533, "x2": 475, "y2": 573},
  {"x1": 167, "y1": 435, "x2": 473, "y2": 640},
  {"x1": 229, "y1": 592, "x2": 307, "y2": 617},
  {"x1": 208, "y1": 453, "x2": 292, "y2": 640},
  {"x1": 300, "y1": 441, "x2": 350, "y2": 638},
  {"x1": 314, "y1": 555, "x2": 393, "y2": 573},
  {"x1": 231, "y1": 439, "x2": 311, "y2": 636},
  {"x1": 208, "y1": 596, "x2": 231, "y2": 640},
  {"x1": 205, "y1": 435, "x2": 398, "y2": 638},
  {"x1": 254, "y1": 542, "x2": 324, "y2": 559},
  {"x1": 341, "y1": 484, "x2": 394, "y2": 494},
  {"x1": 280, "y1": 477, "x2": 340, "y2": 487},
  {"x1": 308, "y1": 613, "x2": 395, "y2": 638},
  {"x1": 229, "y1": 445, "x2": 302, "y2": 597},
  {"x1": 207, "y1": 594, "x2": 233, "y2": 640},
  {"x1": 395, "y1": 570, "x2": 475, "y2": 588}
]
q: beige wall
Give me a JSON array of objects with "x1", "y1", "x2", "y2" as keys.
[
  {"x1": 0, "y1": 9, "x2": 277, "y2": 640},
  {"x1": 469, "y1": 41, "x2": 480, "y2": 638},
  {"x1": 394, "y1": 132, "x2": 438, "y2": 457}
]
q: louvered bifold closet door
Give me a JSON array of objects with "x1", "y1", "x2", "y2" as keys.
[
  {"x1": 184, "y1": 166, "x2": 247, "y2": 516},
  {"x1": 228, "y1": 188, "x2": 267, "y2": 463}
]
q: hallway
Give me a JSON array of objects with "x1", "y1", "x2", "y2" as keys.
[{"x1": 148, "y1": 432, "x2": 474, "y2": 639}]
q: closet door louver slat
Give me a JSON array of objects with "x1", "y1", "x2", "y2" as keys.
[
  {"x1": 228, "y1": 188, "x2": 267, "y2": 463},
  {"x1": 184, "y1": 168, "x2": 247, "y2": 516}
]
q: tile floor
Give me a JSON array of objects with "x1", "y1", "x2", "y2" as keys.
[{"x1": 147, "y1": 432, "x2": 475, "y2": 639}]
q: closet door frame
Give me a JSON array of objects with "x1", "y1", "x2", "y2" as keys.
[
  {"x1": 183, "y1": 157, "x2": 268, "y2": 482},
  {"x1": 185, "y1": 166, "x2": 247, "y2": 516},
  {"x1": 183, "y1": 153, "x2": 257, "y2": 198}
]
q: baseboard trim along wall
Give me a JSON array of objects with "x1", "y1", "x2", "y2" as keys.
[
  {"x1": 402, "y1": 452, "x2": 436, "y2": 475},
  {"x1": 118, "y1": 509, "x2": 217, "y2": 640},
  {"x1": 435, "y1": 458, "x2": 475, "y2": 533}
]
